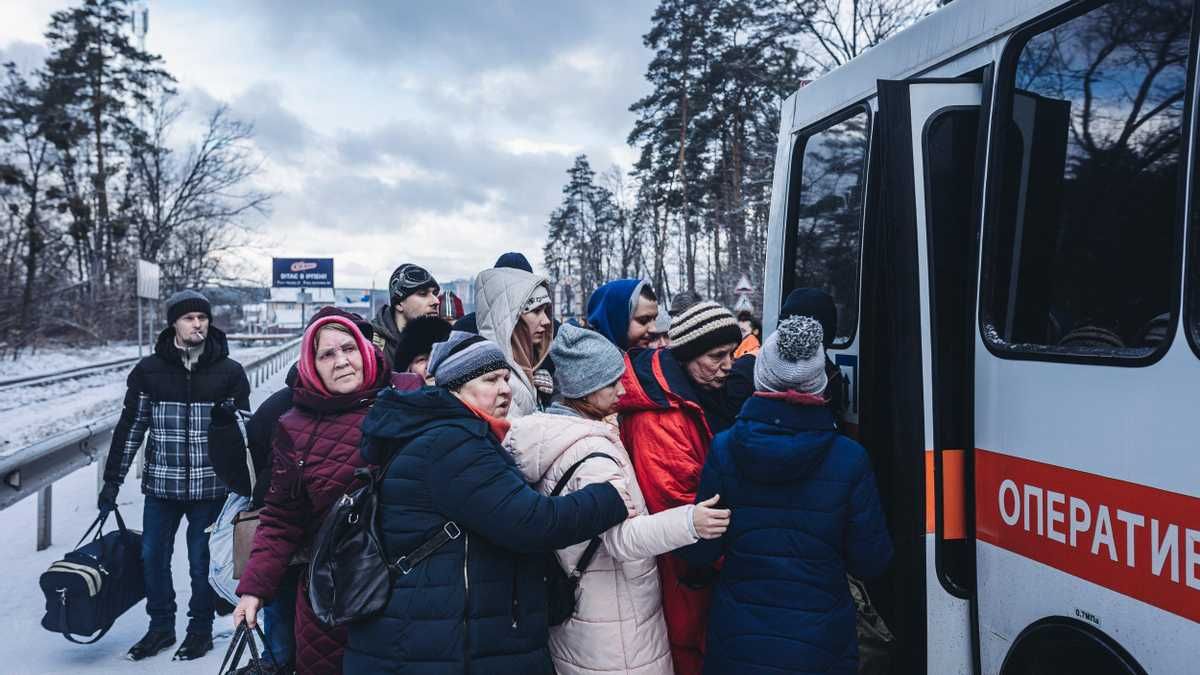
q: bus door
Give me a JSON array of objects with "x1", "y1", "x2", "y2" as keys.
[
  {"x1": 972, "y1": 2, "x2": 1199, "y2": 673},
  {"x1": 865, "y1": 77, "x2": 985, "y2": 675}
]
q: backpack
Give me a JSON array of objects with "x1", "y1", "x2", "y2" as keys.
[
  {"x1": 545, "y1": 452, "x2": 618, "y2": 626},
  {"x1": 39, "y1": 508, "x2": 144, "y2": 643},
  {"x1": 307, "y1": 460, "x2": 460, "y2": 628},
  {"x1": 208, "y1": 408, "x2": 258, "y2": 605}
]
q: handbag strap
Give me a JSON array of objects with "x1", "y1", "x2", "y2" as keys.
[
  {"x1": 235, "y1": 409, "x2": 256, "y2": 492},
  {"x1": 56, "y1": 595, "x2": 111, "y2": 645},
  {"x1": 393, "y1": 521, "x2": 462, "y2": 575},
  {"x1": 549, "y1": 452, "x2": 620, "y2": 578},
  {"x1": 218, "y1": 623, "x2": 248, "y2": 674},
  {"x1": 75, "y1": 507, "x2": 129, "y2": 549}
]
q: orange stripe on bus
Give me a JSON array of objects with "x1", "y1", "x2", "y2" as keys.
[{"x1": 925, "y1": 449, "x2": 966, "y2": 539}]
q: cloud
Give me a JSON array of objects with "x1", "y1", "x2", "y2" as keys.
[{"x1": 0, "y1": 40, "x2": 48, "y2": 74}]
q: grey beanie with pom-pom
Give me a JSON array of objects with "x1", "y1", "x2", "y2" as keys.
[{"x1": 754, "y1": 316, "x2": 828, "y2": 394}]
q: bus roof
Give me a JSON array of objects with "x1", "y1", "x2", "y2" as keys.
[{"x1": 785, "y1": 0, "x2": 1069, "y2": 133}]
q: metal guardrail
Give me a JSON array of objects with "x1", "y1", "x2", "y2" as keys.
[
  {"x1": 0, "y1": 336, "x2": 303, "y2": 550},
  {"x1": 0, "y1": 355, "x2": 142, "y2": 393}
]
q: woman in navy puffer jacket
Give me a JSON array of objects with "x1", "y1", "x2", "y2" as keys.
[
  {"x1": 679, "y1": 317, "x2": 893, "y2": 675},
  {"x1": 344, "y1": 332, "x2": 633, "y2": 675}
]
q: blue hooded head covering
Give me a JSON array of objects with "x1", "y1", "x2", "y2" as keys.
[{"x1": 586, "y1": 279, "x2": 647, "y2": 350}]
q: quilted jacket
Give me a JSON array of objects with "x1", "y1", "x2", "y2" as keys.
[
  {"x1": 474, "y1": 266, "x2": 553, "y2": 418},
  {"x1": 614, "y1": 348, "x2": 716, "y2": 675},
  {"x1": 505, "y1": 410, "x2": 698, "y2": 675},
  {"x1": 104, "y1": 325, "x2": 250, "y2": 501},
  {"x1": 236, "y1": 356, "x2": 422, "y2": 675},
  {"x1": 679, "y1": 394, "x2": 893, "y2": 675},
  {"x1": 344, "y1": 387, "x2": 629, "y2": 675}
]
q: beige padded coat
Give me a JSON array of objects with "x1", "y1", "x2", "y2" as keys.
[{"x1": 505, "y1": 411, "x2": 699, "y2": 675}]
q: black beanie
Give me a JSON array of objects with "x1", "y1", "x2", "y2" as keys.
[
  {"x1": 779, "y1": 288, "x2": 837, "y2": 348},
  {"x1": 389, "y1": 264, "x2": 439, "y2": 305},
  {"x1": 394, "y1": 316, "x2": 452, "y2": 372},
  {"x1": 494, "y1": 252, "x2": 533, "y2": 273},
  {"x1": 165, "y1": 290, "x2": 212, "y2": 325}
]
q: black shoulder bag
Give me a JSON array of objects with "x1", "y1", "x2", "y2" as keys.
[
  {"x1": 307, "y1": 452, "x2": 461, "y2": 628},
  {"x1": 545, "y1": 451, "x2": 619, "y2": 626}
]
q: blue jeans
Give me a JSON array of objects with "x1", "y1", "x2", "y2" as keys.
[
  {"x1": 142, "y1": 495, "x2": 224, "y2": 635},
  {"x1": 261, "y1": 565, "x2": 300, "y2": 668}
]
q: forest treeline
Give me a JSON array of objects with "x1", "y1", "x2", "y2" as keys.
[
  {"x1": 0, "y1": 0, "x2": 268, "y2": 350},
  {"x1": 543, "y1": 0, "x2": 939, "y2": 314}
]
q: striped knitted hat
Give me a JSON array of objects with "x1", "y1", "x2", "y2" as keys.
[
  {"x1": 669, "y1": 300, "x2": 743, "y2": 362},
  {"x1": 428, "y1": 331, "x2": 510, "y2": 391}
]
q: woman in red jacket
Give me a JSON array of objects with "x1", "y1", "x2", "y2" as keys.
[
  {"x1": 617, "y1": 300, "x2": 744, "y2": 675},
  {"x1": 232, "y1": 307, "x2": 421, "y2": 675}
]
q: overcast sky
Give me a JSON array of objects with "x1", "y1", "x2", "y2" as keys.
[{"x1": 0, "y1": 1, "x2": 655, "y2": 288}]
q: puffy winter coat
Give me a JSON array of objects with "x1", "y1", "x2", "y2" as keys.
[
  {"x1": 505, "y1": 410, "x2": 698, "y2": 675},
  {"x1": 236, "y1": 359, "x2": 422, "y2": 675},
  {"x1": 344, "y1": 387, "x2": 629, "y2": 675},
  {"x1": 209, "y1": 365, "x2": 298, "y2": 507},
  {"x1": 679, "y1": 393, "x2": 893, "y2": 675},
  {"x1": 370, "y1": 302, "x2": 404, "y2": 357},
  {"x1": 615, "y1": 348, "x2": 715, "y2": 675},
  {"x1": 474, "y1": 267, "x2": 553, "y2": 418},
  {"x1": 104, "y1": 325, "x2": 250, "y2": 501}
]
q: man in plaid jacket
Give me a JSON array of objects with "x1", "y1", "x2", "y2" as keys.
[{"x1": 99, "y1": 290, "x2": 250, "y2": 662}]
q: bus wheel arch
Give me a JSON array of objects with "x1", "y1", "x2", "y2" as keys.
[{"x1": 999, "y1": 616, "x2": 1145, "y2": 675}]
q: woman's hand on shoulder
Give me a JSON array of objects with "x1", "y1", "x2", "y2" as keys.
[{"x1": 693, "y1": 494, "x2": 730, "y2": 539}]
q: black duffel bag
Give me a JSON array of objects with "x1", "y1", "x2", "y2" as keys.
[{"x1": 40, "y1": 508, "x2": 144, "y2": 643}]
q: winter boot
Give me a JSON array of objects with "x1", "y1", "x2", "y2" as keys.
[
  {"x1": 126, "y1": 629, "x2": 176, "y2": 661},
  {"x1": 172, "y1": 632, "x2": 214, "y2": 661}
]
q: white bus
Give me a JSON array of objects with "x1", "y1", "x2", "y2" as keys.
[{"x1": 761, "y1": 0, "x2": 1200, "y2": 673}]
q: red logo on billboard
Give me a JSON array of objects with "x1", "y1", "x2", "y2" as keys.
[{"x1": 290, "y1": 261, "x2": 318, "y2": 272}]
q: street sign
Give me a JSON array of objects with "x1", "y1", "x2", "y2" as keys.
[
  {"x1": 272, "y1": 258, "x2": 334, "y2": 288},
  {"x1": 136, "y1": 260, "x2": 160, "y2": 299},
  {"x1": 735, "y1": 274, "x2": 755, "y2": 295}
]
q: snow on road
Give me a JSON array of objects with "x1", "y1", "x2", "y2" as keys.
[
  {"x1": 0, "y1": 363, "x2": 291, "y2": 674},
  {"x1": 0, "y1": 344, "x2": 282, "y2": 457}
]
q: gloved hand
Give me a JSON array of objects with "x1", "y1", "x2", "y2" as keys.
[
  {"x1": 97, "y1": 481, "x2": 120, "y2": 513},
  {"x1": 532, "y1": 369, "x2": 555, "y2": 395},
  {"x1": 211, "y1": 400, "x2": 239, "y2": 427}
]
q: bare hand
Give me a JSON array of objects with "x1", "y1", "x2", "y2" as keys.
[
  {"x1": 234, "y1": 594, "x2": 264, "y2": 629},
  {"x1": 611, "y1": 478, "x2": 638, "y2": 518},
  {"x1": 693, "y1": 494, "x2": 731, "y2": 539}
]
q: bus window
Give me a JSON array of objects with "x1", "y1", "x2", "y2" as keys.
[
  {"x1": 982, "y1": 0, "x2": 1191, "y2": 361},
  {"x1": 784, "y1": 108, "x2": 869, "y2": 346}
]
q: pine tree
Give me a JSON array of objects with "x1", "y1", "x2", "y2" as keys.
[{"x1": 40, "y1": 0, "x2": 173, "y2": 296}]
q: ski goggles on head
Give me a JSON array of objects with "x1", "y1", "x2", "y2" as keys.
[{"x1": 389, "y1": 264, "x2": 438, "y2": 300}]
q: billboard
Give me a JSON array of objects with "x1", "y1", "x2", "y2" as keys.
[{"x1": 272, "y1": 258, "x2": 334, "y2": 288}]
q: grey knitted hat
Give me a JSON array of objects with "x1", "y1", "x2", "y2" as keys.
[
  {"x1": 165, "y1": 289, "x2": 211, "y2": 325},
  {"x1": 754, "y1": 316, "x2": 829, "y2": 394},
  {"x1": 551, "y1": 323, "x2": 627, "y2": 399},
  {"x1": 428, "y1": 331, "x2": 510, "y2": 391}
]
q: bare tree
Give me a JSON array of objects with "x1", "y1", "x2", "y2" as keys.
[
  {"x1": 132, "y1": 96, "x2": 271, "y2": 291},
  {"x1": 782, "y1": 0, "x2": 937, "y2": 72}
]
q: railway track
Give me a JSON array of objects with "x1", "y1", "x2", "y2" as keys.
[{"x1": 0, "y1": 356, "x2": 142, "y2": 395}]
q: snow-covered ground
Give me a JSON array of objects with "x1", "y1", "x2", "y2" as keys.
[
  {"x1": 0, "y1": 344, "x2": 282, "y2": 457},
  {"x1": 0, "y1": 343, "x2": 146, "y2": 381},
  {"x1": 0, "y1": 365, "x2": 290, "y2": 674}
]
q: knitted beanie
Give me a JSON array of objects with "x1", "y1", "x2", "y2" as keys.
[
  {"x1": 754, "y1": 316, "x2": 829, "y2": 394},
  {"x1": 669, "y1": 300, "x2": 743, "y2": 363},
  {"x1": 551, "y1": 323, "x2": 627, "y2": 399},
  {"x1": 779, "y1": 287, "x2": 837, "y2": 348},
  {"x1": 428, "y1": 331, "x2": 510, "y2": 391},
  {"x1": 389, "y1": 263, "x2": 440, "y2": 305},
  {"x1": 394, "y1": 316, "x2": 452, "y2": 372},
  {"x1": 668, "y1": 290, "x2": 703, "y2": 317},
  {"x1": 165, "y1": 289, "x2": 211, "y2": 325}
]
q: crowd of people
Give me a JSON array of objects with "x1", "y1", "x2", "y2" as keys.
[{"x1": 97, "y1": 252, "x2": 892, "y2": 675}]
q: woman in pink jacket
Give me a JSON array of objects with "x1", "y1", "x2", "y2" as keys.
[{"x1": 505, "y1": 323, "x2": 730, "y2": 675}]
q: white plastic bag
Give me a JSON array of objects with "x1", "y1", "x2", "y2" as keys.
[{"x1": 209, "y1": 491, "x2": 253, "y2": 605}]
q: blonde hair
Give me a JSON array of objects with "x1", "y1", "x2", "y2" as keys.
[{"x1": 312, "y1": 322, "x2": 353, "y2": 353}]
